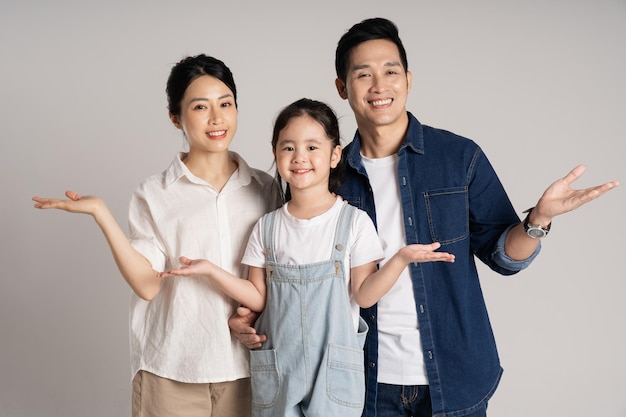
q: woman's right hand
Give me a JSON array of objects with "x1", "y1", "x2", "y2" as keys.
[
  {"x1": 32, "y1": 190, "x2": 104, "y2": 216},
  {"x1": 33, "y1": 190, "x2": 163, "y2": 300}
]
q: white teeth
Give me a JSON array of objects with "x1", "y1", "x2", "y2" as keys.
[
  {"x1": 371, "y1": 99, "x2": 392, "y2": 106},
  {"x1": 209, "y1": 130, "x2": 226, "y2": 137}
]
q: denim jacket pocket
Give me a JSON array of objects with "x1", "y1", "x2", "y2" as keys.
[{"x1": 423, "y1": 186, "x2": 469, "y2": 244}]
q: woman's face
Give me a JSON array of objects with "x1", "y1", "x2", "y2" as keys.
[{"x1": 170, "y1": 75, "x2": 238, "y2": 155}]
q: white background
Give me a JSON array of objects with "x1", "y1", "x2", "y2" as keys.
[{"x1": 1, "y1": 1, "x2": 624, "y2": 416}]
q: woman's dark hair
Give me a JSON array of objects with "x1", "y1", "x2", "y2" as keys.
[
  {"x1": 271, "y1": 98, "x2": 343, "y2": 202},
  {"x1": 335, "y1": 17, "x2": 408, "y2": 82},
  {"x1": 166, "y1": 54, "x2": 237, "y2": 117}
]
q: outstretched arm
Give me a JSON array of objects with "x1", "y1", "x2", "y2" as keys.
[
  {"x1": 32, "y1": 191, "x2": 161, "y2": 300},
  {"x1": 504, "y1": 164, "x2": 620, "y2": 260},
  {"x1": 160, "y1": 257, "x2": 267, "y2": 312},
  {"x1": 351, "y1": 242, "x2": 455, "y2": 308}
]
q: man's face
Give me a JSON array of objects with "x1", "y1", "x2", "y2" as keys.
[{"x1": 336, "y1": 39, "x2": 412, "y2": 131}]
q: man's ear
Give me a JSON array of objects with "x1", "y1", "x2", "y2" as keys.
[
  {"x1": 406, "y1": 70, "x2": 413, "y2": 94},
  {"x1": 335, "y1": 78, "x2": 348, "y2": 100},
  {"x1": 169, "y1": 113, "x2": 182, "y2": 129}
]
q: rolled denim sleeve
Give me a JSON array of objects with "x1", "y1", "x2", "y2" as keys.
[{"x1": 492, "y1": 224, "x2": 541, "y2": 271}]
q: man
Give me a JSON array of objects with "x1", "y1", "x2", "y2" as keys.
[{"x1": 231, "y1": 17, "x2": 618, "y2": 417}]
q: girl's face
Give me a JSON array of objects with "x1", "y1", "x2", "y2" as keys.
[
  {"x1": 273, "y1": 115, "x2": 341, "y2": 195},
  {"x1": 170, "y1": 75, "x2": 238, "y2": 155}
]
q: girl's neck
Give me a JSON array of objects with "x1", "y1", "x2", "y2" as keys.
[
  {"x1": 287, "y1": 190, "x2": 337, "y2": 220},
  {"x1": 183, "y1": 150, "x2": 237, "y2": 192}
]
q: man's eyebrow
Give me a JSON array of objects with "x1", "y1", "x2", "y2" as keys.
[
  {"x1": 351, "y1": 64, "x2": 371, "y2": 72},
  {"x1": 350, "y1": 61, "x2": 403, "y2": 72}
]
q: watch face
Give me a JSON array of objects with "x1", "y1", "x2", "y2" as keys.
[{"x1": 527, "y1": 227, "x2": 546, "y2": 238}]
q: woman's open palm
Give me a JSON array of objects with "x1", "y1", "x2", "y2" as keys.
[{"x1": 32, "y1": 190, "x2": 104, "y2": 216}]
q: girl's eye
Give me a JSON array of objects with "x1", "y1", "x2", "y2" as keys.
[
  {"x1": 194, "y1": 104, "x2": 207, "y2": 110},
  {"x1": 283, "y1": 146, "x2": 294, "y2": 152},
  {"x1": 308, "y1": 146, "x2": 318, "y2": 151},
  {"x1": 221, "y1": 102, "x2": 233, "y2": 108}
]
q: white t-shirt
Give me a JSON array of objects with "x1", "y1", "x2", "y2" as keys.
[
  {"x1": 128, "y1": 152, "x2": 279, "y2": 383},
  {"x1": 242, "y1": 198, "x2": 384, "y2": 330},
  {"x1": 362, "y1": 154, "x2": 428, "y2": 385}
]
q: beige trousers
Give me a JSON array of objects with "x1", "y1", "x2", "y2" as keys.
[{"x1": 132, "y1": 370, "x2": 251, "y2": 417}]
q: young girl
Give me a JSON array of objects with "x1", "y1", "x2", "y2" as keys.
[
  {"x1": 159, "y1": 98, "x2": 455, "y2": 417},
  {"x1": 32, "y1": 54, "x2": 280, "y2": 417}
]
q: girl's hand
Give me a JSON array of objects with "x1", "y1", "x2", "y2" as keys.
[
  {"x1": 398, "y1": 242, "x2": 455, "y2": 264},
  {"x1": 158, "y1": 256, "x2": 214, "y2": 279},
  {"x1": 32, "y1": 190, "x2": 104, "y2": 216}
]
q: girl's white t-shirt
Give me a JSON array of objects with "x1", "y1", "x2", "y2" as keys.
[
  {"x1": 362, "y1": 153, "x2": 428, "y2": 385},
  {"x1": 242, "y1": 197, "x2": 384, "y2": 330}
]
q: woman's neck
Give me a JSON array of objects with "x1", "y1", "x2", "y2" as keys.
[{"x1": 183, "y1": 150, "x2": 237, "y2": 192}]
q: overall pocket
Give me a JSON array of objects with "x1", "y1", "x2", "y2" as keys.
[
  {"x1": 250, "y1": 349, "x2": 280, "y2": 408},
  {"x1": 356, "y1": 316, "x2": 369, "y2": 349},
  {"x1": 326, "y1": 343, "x2": 365, "y2": 408}
]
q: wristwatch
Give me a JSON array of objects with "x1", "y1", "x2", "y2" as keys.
[{"x1": 522, "y1": 207, "x2": 551, "y2": 239}]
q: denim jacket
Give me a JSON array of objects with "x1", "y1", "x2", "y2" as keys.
[{"x1": 339, "y1": 113, "x2": 540, "y2": 417}]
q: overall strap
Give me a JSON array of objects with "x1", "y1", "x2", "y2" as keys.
[
  {"x1": 261, "y1": 209, "x2": 278, "y2": 263},
  {"x1": 331, "y1": 203, "x2": 356, "y2": 262}
]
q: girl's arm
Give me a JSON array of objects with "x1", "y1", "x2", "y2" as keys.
[
  {"x1": 33, "y1": 191, "x2": 161, "y2": 300},
  {"x1": 160, "y1": 257, "x2": 267, "y2": 312},
  {"x1": 351, "y1": 242, "x2": 455, "y2": 308}
]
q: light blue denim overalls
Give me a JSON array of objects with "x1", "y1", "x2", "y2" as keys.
[{"x1": 250, "y1": 203, "x2": 369, "y2": 417}]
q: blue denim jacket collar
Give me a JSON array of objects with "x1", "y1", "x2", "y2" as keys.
[{"x1": 346, "y1": 112, "x2": 424, "y2": 174}]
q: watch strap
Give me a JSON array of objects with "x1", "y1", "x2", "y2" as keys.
[{"x1": 523, "y1": 207, "x2": 551, "y2": 238}]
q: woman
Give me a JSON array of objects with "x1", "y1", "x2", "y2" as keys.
[{"x1": 33, "y1": 54, "x2": 280, "y2": 417}]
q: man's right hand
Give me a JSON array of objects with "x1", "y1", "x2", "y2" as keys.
[{"x1": 229, "y1": 306, "x2": 266, "y2": 349}]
